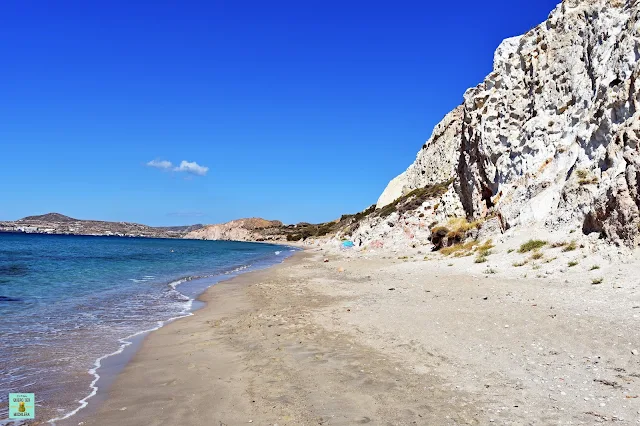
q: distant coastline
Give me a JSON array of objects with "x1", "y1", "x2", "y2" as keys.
[
  {"x1": 0, "y1": 212, "x2": 203, "y2": 239},
  {"x1": 0, "y1": 212, "x2": 352, "y2": 245}
]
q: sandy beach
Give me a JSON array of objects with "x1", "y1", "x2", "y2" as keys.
[{"x1": 72, "y1": 245, "x2": 640, "y2": 425}]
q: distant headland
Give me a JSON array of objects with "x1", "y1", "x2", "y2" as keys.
[{"x1": 0, "y1": 213, "x2": 204, "y2": 239}]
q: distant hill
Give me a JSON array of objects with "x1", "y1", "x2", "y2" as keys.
[
  {"x1": 0, "y1": 213, "x2": 202, "y2": 239},
  {"x1": 3, "y1": 212, "x2": 349, "y2": 243},
  {"x1": 184, "y1": 215, "x2": 366, "y2": 243},
  {"x1": 19, "y1": 213, "x2": 77, "y2": 223},
  {"x1": 184, "y1": 218, "x2": 285, "y2": 242}
]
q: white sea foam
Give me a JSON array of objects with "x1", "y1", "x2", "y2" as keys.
[
  {"x1": 275, "y1": 251, "x2": 281, "y2": 255},
  {"x1": 168, "y1": 277, "x2": 190, "y2": 289},
  {"x1": 47, "y1": 295, "x2": 195, "y2": 425},
  {"x1": 225, "y1": 264, "x2": 250, "y2": 274},
  {"x1": 129, "y1": 276, "x2": 155, "y2": 283}
]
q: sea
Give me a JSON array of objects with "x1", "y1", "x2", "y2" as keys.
[{"x1": 0, "y1": 233, "x2": 294, "y2": 424}]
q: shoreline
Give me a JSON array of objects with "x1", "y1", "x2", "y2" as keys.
[
  {"x1": 65, "y1": 251, "x2": 309, "y2": 426},
  {"x1": 47, "y1": 246, "x2": 298, "y2": 426},
  {"x1": 72, "y1": 244, "x2": 640, "y2": 425},
  {"x1": 72, "y1": 249, "x2": 487, "y2": 425}
]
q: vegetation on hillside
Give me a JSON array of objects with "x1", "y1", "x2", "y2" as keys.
[
  {"x1": 285, "y1": 205, "x2": 377, "y2": 241},
  {"x1": 376, "y1": 179, "x2": 453, "y2": 219},
  {"x1": 285, "y1": 179, "x2": 454, "y2": 242}
]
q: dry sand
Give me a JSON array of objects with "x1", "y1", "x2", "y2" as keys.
[{"x1": 73, "y1": 245, "x2": 640, "y2": 425}]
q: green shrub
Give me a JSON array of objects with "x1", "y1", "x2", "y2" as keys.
[
  {"x1": 568, "y1": 260, "x2": 578, "y2": 267},
  {"x1": 377, "y1": 203, "x2": 398, "y2": 218},
  {"x1": 592, "y1": 277, "x2": 604, "y2": 285},
  {"x1": 562, "y1": 241, "x2": 577, "y2": 252},
  {"x1": 519, "y1": 240, "x2": 547, "y2": 253}
]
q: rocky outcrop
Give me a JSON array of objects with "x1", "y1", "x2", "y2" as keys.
[
  {"x1": 360, "y1": 0, "x2": 640, "y2": 248},
  {"x1": 184, "y1": 218, "x2": 284, "y2": 241}
]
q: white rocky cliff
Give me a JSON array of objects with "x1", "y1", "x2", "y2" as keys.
[{"x1": 360, "y1": 0, "x2": 640, "y2": 248}]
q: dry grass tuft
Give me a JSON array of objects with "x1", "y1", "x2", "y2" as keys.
[
  {"x1": 530, "y1": 251, "x2": 544, "y2": 260},
  {"x1": 550, "y1": 241, "x2": 568, "y2": 248},
  {"x1": 474, "y1": 239, "x2": 494, "y2": 263},
  {"x1": 440, "y1": 240, "x2": 478, "y2": 256},
  {"x1": 445, "y1": 217, "x2": 481, "y2": 241},
  {"x1": 477, "y1": 239, "x2": 494, "y2": 254}
]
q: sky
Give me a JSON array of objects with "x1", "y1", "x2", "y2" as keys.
[{"x1": 1, "y1": 0, "x2": 560, "y2": 226}]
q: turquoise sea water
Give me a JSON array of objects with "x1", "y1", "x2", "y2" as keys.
[{"x1": 0, "y1": 233, "x2": 293, "y2": 423}]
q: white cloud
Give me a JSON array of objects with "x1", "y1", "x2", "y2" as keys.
[
  {"x1": 173, "y1": 160, "x2": 209, "y2": 176},
  {"x1": 147, "y1": 159, "x2": 209, "y2": 177},
  {"x1": 147, "y1": 159, "x2": 173, "y2": 170}
]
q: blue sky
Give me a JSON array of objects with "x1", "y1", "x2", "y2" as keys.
[{"x1": 1, "y1": 0, "x2": 559, "y2": 226}]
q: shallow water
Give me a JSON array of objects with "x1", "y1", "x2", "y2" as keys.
[{"x1": 0, "y1": 233, "x2": 292, "y2": 423}]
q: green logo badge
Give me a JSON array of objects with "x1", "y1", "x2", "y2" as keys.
[{"x1": 8, "y1": 393, "x2": 35, "y2": 420}]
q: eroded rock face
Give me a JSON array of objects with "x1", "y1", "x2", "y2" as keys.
[{"x1": 370, "y1": 0, "x2": 640, "y2": 247}]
